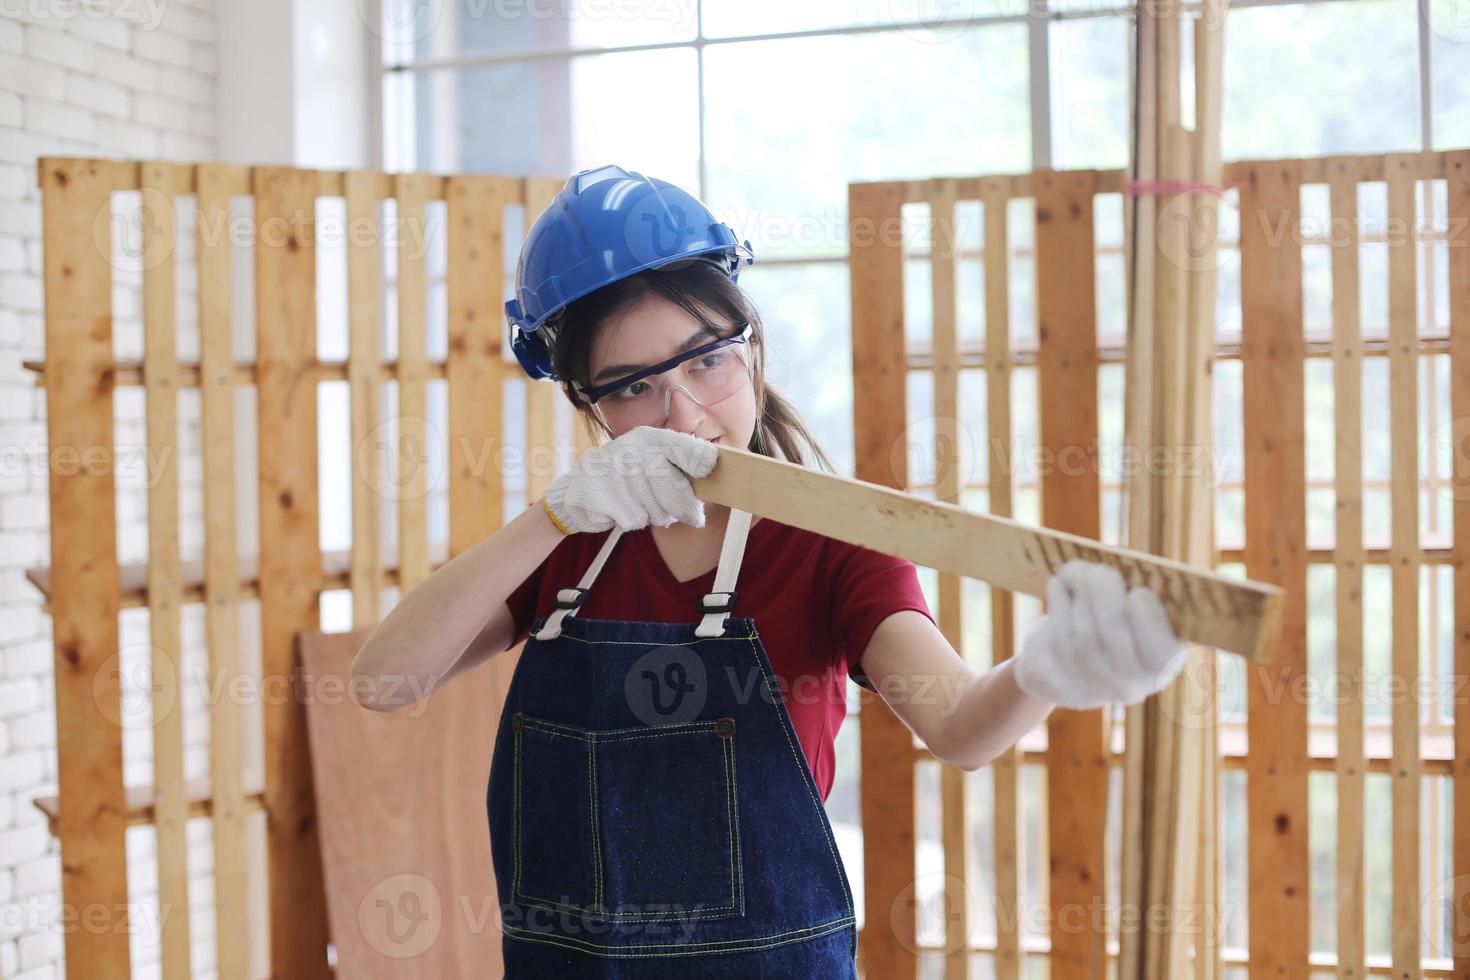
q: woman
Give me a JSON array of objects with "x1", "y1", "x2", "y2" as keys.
[{"x1": 354, "y1": 165, "x2": 1188, "y2": 977}]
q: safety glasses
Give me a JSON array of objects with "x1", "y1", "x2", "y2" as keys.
[{"x1": 571, "y1": 321, "x2": 753, "y2": 407}]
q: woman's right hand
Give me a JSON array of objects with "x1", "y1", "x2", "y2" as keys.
[{"x1": 542, "y1": 425, "x2": 721, "y2": 534}]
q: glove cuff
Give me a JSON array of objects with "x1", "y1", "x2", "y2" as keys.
[{"x1": 541, "y1": 494, "x2": 573, "y2": 536}]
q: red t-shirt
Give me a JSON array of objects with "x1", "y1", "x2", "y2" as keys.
[{"x1": 504, "y1": 515, "x2": 936, "y2": 801}]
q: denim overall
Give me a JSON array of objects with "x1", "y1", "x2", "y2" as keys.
[{"x1": 486, "y1": 508, "x2": 859, "y2": 978}]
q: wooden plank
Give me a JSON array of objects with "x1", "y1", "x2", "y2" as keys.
[
  {"x1": 1327, "y1": 156, "x2": 1366, "y2": 980},
  {"x1": 346, "y1": 171, "x2": 384, "y2": 628},
  {"x1": 443, "y1": 173, "x2": 518, "y2": 976},
  {"x1": 27, "y1": 330, "x2": 1470, "y2": 389},
  {"x1": 445, "y1": 174, "x2": 517, "y2": 554},
  {"x1": 691, "y1": 444, "x2": 1282, "y2": 660},
  {"x1": 1119, "y1": 7, "x2": 1159, "y2": 973},
  {"x1": 1385, "y1": 152, "x2": 1423, "y2": 980},
  {"x1": 1190, "y1": 9, "x2": 1228, "y2": 978},
  {"x1": 22, "y1": 357, "x2": 455, "y2": 387},
  {"x1": 1033, "y1": 169, "x2": 1107, "y2": 979},
  {"x1": 253, "y1": 165, "x2": 331, "y2": 978},
  {"x1": 929, "y1": 180, "x2": 971, "y2": 980},
  {"x1": 196, "y1": 161, "x2": 250, "y2": 980},
  {"x1": 523, "y1": 177, "x2": 564, "y2": 502},
  {"x1": 1239, "y1": 159, "x2": 1311, "y2": 978},
  {"x1": 300, "y1": 629, "x2": 502, "y2": 977},
  {"x1": 980, "y1": 176, "x2": 1024, "y2": 980},
  {"x1": 33, "y1": 780, "x2": 267, "y2": 836},
  {"x1": 395, "y1": 173, "x2": 432, "y2": 592},
  {"x1": 39, "y1": 157, "x2": 132, "y2": 980},
  {"x1": 140, "y1": 160, "x2": 193, "y2": 980},
  {"x1": 849, "y1": 179, "x2": 916, "y2": 980},
  {"x1": 1445, "y1": 148, "x2": 1470, "y2": 976}
]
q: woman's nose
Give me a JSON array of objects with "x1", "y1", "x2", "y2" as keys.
[{"x1": 663, "y1": 384, "x2": 706, "y2": 427}]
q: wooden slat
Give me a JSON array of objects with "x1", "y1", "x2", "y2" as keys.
[
  {"x1": 395, "y1": 173, "x2": 432, "y2": 592},
  {"x1": 692, "y1": 444, "x2": 1283, "y2": 659},
  {"x1": 27, "y1": 327, "x2": 1470, "y2": 390},
  {"x1": 929, "y1": 180, "x2": 970, "y2": 980},
  {"x1": 1239, "y1": 159, "x2": 1311, "y2": 977},
  {"x1": 1033, "y1": 169, "x2": 1107, "y2": 979},
  {"x1": 141, "y1": 160, "x2": 192, "y2": 980},
  {"x1": 849, "y1": 179, "x2": 917, "y2": 980},
  {"x1": 196, "y1": 161, "x2": 250, "y2": 980},
  {"x1": 1327, "y1": 156, "x2": 1366, "y2": 980},
  {"x1": 443, "y1": 173, "x2": 518, "y2": 977},
  {"x1": 1385, "y1": 152, "x2": 1423, "y2": 980},
  {"x1": 1120, "y1": 6, "x2": 1160, "y2": 970},
  {"x1": 1188, "y1": 8, "x2": 1228, "y2": 978},
  {"x1": 32, "y1": 156, "x2": 514, "y2": 200},
  {"x1": 445, "y1": 175, "x2": 517, "y2": 554},
  {"x1": 40, "y1": 157, "x2": 132, "y2": 979},
  {"x1": 33, "y1": 781, "x2": 266, "y2": 836},
  {"x1": 523, "y1": 177, "x2": 564, "y2": 502},
  {"x1": 980, "y1": 176, "x2": 1024, "y2": 980},
  {"x1": 1445, "y1": 148, "x2": 1470, "y2": 976},
  {"x1": 346, "y1": 171, "x2": 384, "y2": 628},
  {"x1": 253, "y1": 165, "x2": 331, "y2": 978}
]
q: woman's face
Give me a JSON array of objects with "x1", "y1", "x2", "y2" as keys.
[{"x1": 584, "y1": 293, "x2": 758, "y2": 447}]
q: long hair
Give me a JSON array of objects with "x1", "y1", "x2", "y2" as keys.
[{"x1": 542, "y1": 258, "x2": 836, "y2": 473}]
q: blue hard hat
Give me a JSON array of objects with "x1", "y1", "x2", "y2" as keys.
[{"x1": 505, "y1": 164, "x2": 755, "y2": 383}]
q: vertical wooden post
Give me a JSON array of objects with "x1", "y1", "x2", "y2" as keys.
[
  {"x1": 394, "y1": 173, "x2": 433, "y2": 593},
  {"x1": 345, "y1": 171, "x2": 384, "y2": 629},
  {"x1": 253, "y1": 166, "x2": 331, "y2": 979},
  {"x1": 446, "y1": 174, "x2": 516, "y2": 556},
  {"x1": 980, "y1": 177, "x2": 1024, "y2": 980},
  {"x1": 197, "y1": 162, "x2": 250, "y2": 980},
  {"x1": 1326, "y1": 156, "x2": 1366, "y2": 980},
  {"x1": 930, "y1": 180, "x2": 971, "y2": 980},
  {"x1": 39, "y1": 156, "x2": 132, "y2": 980},
  {"x1": 140, "y1": 160, "x2": 192, "y2": 980},
  {"x1": 1239, "y1": 159, "x2": 1310, "y2": 978},
  {"x1": 1385, "y1": 152, "x2": 1423, "y2": 980},
  {"x1": 850, "y1": 180, "x2": 917, "y2": 980},
  {"x1": 1445, "y1": 148, "x2": 1470, "y2": 977},
  {"x1": 1033, "y1": 169, "x2": 1106, "y2": 979}
]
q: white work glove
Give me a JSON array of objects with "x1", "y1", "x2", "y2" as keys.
[
  {"x1": 1011, "y1": 559, "x2": 1190, "y2": 710},
  {"x1": 542, "y1": 425, "x2": 719, "y2": 534}
]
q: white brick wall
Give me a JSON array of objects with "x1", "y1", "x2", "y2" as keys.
[{"x1": 0, "y1": 4, "x2": 219, "y2": 979}]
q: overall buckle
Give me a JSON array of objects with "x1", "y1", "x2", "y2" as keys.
[
  {"x1": 554, "y1": 587, "x2": 589, "y2": 610},
  {"x1": 698, "y1": 590, "x2": 738, "y2": 614}
]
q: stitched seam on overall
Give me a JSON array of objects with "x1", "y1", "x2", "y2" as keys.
[
  {"x1": 589, "y1": 733, "x2": 602, "y2": 908},
  {"x1": 746, "y1": 633, "x2": 856, "y2": 920},
  {"x1": 515, "y1": 715, "x2": 740, "y2": 918},
  {"x1": 502, "y1": 913, "x2": 858, "y2": 956},
  {"x1": 512, "y1": 729, "x2": 522, "y2": 897},
  {"x1": 723, "y1": 734, "x2": 743, "y2": 915},
  {"x1": 523, "y1": 716, "x2": 722, "y2": 741}
]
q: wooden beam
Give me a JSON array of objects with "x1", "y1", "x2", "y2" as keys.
[
  {"x1": 40, "y1": 156, "x2": 133, "y2": 980},
  {"x1": 1239, "y1": 158, "x2": 1311, "y2": 978},
  {"x1": 254, "y1": 166, "x2": 332, "y2": 978},
  {"x1": 1035, "y1": 168, "x2": 1108, "y2": 980},
  {"x1": 849, "y1": 178, "x2": 917, "y2": 980},
  {"x1": 690, "y1": 444, "x2": 1283, "y2": 663}
]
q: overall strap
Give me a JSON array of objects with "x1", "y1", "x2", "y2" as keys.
[
  {"x1": 531, "y1": 527, "x2": 624, "y2": 641},
  {"x1": 694, "y1": 508, "x2": 753, "y2": 638}
]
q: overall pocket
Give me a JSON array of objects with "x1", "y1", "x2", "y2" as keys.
[{"x1": 511, "y1": 712, "x2": 744, "y2": 924}]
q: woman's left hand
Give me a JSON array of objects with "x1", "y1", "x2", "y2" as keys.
[{"x1": 1010, "y1": 558, "x2": 1190, "y2": 710}]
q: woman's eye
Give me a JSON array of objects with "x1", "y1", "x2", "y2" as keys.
[
  {"x1": 695, "y1": 351, "x2": 727, "y2": 370},
  {"x1": 612, "y1": 381, "x2": 648, "y2": 400}
]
